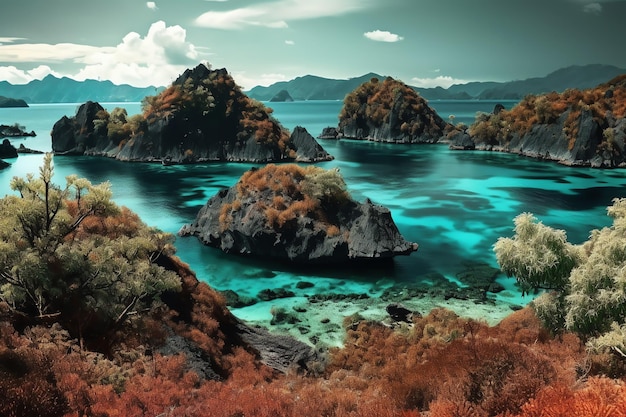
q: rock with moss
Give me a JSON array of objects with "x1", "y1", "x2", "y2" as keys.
[
  {"x1": 179, "y1": 164, "x2": 417, "y2": 263},
  {"x1": 336, "y1": 76, "x2": 450, "y2": 143},
  {"x1": 51, "y1": 63, "x2": 332, "y2": 163},
  {"x1": 458, "y1": 74, "x2": 626, "y2": 167}
]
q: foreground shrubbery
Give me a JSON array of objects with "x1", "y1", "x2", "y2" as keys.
[
  {"x1": 495, "y1": 198, "x2": 626, "y2": 370},
  {"x1": 1, "y1": 157, "x2": 626, "y2": 416}
]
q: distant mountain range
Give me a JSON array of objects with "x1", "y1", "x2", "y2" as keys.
[
  {"x1": 0, "y1": 64, "x2": 624, "y2": 104},
  {"x1": 0, "y1": 75, "x2": 162, "y2": 104},
  {"x1": 246, "y1": 64, "x2": 626, "y2": 101}
]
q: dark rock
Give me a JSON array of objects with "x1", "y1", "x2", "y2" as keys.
[
  {"x1": 448, "y1": 130, "x2": 475, "y2": 150},
  {"x1": 0, "y1": 159, "x2": 10, "y2": 169},
  {"x1": 235, "y1": 322, "x2": 324, "y2": 373},
  {"x1": 270, "y1": 307, "x2": 301, "y2": 325},
  {"x1": 180, "y1": 166, "x2": 418, "y2": 264},
  {"x1": 269, "y1": 89, "x2": 294, "y2": 102},
  {"x1": 158, "y1": 333, "x2": 221, "y2": 381},
  {"x1": 320, "y1": 318, "x2": 330, "y2": 324},
  {"x1": 488, "y1": 282, "x2": 506, "y2": 293},
  {"x1": 220, "y1": 289, "x2": 257, "y2": 308},
  {"x1": 386, "y1": 303, "x2": 414, "y2": 322},
  {"x1": 0, "y1": 124, "x2": 35, "y2": 137},
  {"x1": 257, "y1": 288, "x2": 296, "y2": 302},
  {"x1": 318, "y1": 126, "x2": 339, "y2": 139},
  {"x1": 296, "y1": 281, "x2": 315, "y2": 289},
  {"x1": 290, "y1": 126, "x2": 334, "y2": 162},
  {"x1": 308, "y1": 293, "x2": 370, "y2": 303},
  {"x1": 16, "y1": 144, "x2": 43, "y2": 154},
  {"x1": 493, "y1": 103, "x2": 505, "y2": 115},
  {"x1": 0, "y1": 139, "x2": 18, "y2": 158}
]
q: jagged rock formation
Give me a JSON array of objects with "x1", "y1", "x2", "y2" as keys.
[
  {"x1": 179, "y1": 164, "x2": 417, "y2": 263},
  {"x1": 335, "y1": 76, "x2": 450, "y2": 143},
  {"x1": 51, "y1": 64, "x2": 332, "y2": 163},
  {"x1": 0, "y1": 139, "x2": 18, "y2": 159},
  {"x1": 452, "y1": 74, "x2": 626, "y2": 167}
]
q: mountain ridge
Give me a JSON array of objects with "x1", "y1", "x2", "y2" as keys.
[
  {"x1": 247, "y1": 64, "x2": 626, "y2": 102},
  {"x1": 1, "y1": 64, "x2": 624, "y2": 104}
]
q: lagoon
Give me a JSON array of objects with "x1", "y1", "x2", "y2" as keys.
[{"x1": 1, "y1": 100, "x2": 625, "y2": 344}]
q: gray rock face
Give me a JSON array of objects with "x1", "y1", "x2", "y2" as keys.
[
  {"x1": 458, "y1": 106, "x2": 626, "y2": 167},
  {"x1": 291, "y1": 126, "x2": 334, "y2": 162},
  {"x1": 179, "y1": 180, "x2": 417, "y2": 264}
]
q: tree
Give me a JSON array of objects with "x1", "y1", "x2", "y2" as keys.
[
  {"x1": 0, "y1": 154, "x2": 180, "y2": 344},
  {"x1": 494, "y1": 200, "x2": 626, "y2": 355}
]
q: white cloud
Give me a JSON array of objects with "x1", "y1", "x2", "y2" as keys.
[
  {"x1": 363, "y1": 30, "x2": 404, "y2": 43},
  {"x1": 195, "y1": 0, "x2": 372, "y2": 29},
  {"x1": 0, "y1": 65, "x2": 62, "y2": 84},
  {"x1": 147, "y1": 2, "x2": 158, "y2": 11},
  {"x1": 411, "y1": 75, "x2": 470, "y2": 89},
  {"x1": 0, "y1": 21, "x2": 208, "y2": 87},
  {"x1": 285, "y1": 40, "x2": 295, "y2": 45},
  {"x1": 583, "y1": 2, "x2": 603, "y2": 13}
]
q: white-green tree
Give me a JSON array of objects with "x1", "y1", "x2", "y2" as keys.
[
  {"x1": 0, "y1": 154, "x2": 180, "y2": 343},
  {"x1": 494, "y1": 200, "x2": 626, "y2": 355}
]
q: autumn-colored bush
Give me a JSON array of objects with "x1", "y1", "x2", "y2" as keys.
[
  {"x1": 222, "y1": 164, "x2": 349, "y2": 231},
  {"x1": 468, "y1": 74, "x2": 626, "y2": 149},
  {"x1": 339, "y1": 76, "x2": 446, "y2": 139}
]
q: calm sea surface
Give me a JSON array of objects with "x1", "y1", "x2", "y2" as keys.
[{"x1": 2, "y1": 100, "x2": 626, "y2": 320}]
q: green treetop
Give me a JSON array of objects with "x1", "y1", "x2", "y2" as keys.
[{"x1": 0, "y1": 154, "x2": 180, "y2": 344}]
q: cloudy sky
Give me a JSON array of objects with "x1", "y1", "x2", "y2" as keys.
[{"x1": 0, "y1": 0, "x2": 624, "y2": 89}]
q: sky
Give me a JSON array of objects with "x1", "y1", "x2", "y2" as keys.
[{"x1": 0, "y1": 0, "x2": 625, "y2": 90}]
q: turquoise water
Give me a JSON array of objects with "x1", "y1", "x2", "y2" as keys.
[{"x1": 1, "y1": 100, "x2": 624, "y2": 323}]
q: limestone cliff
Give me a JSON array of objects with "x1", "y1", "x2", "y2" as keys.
[
  {"x1": 179, "y1": 164, "x2": 417, "y2": 263},
  {"x1": 51, "y1": 64, "x2": 332, "y2": 164},
  {"x1": 452, "y1": 74, "x2": 626, "y2": 167}
]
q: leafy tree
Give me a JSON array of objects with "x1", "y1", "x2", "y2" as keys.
[
  {"x1": 0, "y1": 154, "x2": 180, "y2": 344},
  {"x1": 494, "y1": 200, "x2": 626, "y2": 355}
]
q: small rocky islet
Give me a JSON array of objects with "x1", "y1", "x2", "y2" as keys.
[{"x1": 179, "y1": 163, "x2": 418, "y2": 263}]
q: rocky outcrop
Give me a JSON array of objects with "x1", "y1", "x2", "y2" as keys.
[
  {"x1": 0, "y1": 124, "x2": 35, "y2": 138},
  {"x1": 179, "y1": 164, "x2": 417, "y2": 263},
  {"x1": 455, "y1": 76, "x2": 626, "y2": 167},
  {"x1": 269, "y1": 89, "x2": 294, "y2": 102},
  {"x1": 0, "y1": 96, "x2": 28, "y2": 108},
  {"x1": 0, "y1": 139, "x2": 18, "y2": 159},
  {"x1": 290, "y1": 126, "x2": 333, "y2": 162},
  {"x1": 51, "y1": 64, "x2": 333, "y2": 164},
  {"x1": 318, "y1": 126, "x2": 339, "y2": 139},
  {"x1": 336, "y1": 76, "x2": 450, "y2": 143}
]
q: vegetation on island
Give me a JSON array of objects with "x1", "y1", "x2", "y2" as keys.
[
  {"x1": 338, "y1": 76, "x2": 448, "y2": 141},
  {"x1": 469, "y1": 74, "x2": 626, "y2": 150},
  {"x1": 66, "y1": 63, "x2": 293, "y2": 162},
  {"x1": 219, "y1": 163, "x2": 349, "y2": 233},
  {"x1": 2, "y1": 158, "x2": 626, "y2": 416}
]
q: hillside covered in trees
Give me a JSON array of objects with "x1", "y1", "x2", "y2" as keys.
[
  {"x1": 452, "y1": 74, "x2": 626, "y2": 167},
  {"x1": 3, "y1": 157, "x2": 626, "y2": 416},
  {"x1": 51, "y1": 64, "x2": 331, "y2": 164},
  {"x1": 334, "y1": 76, "x2": 450, "y2": 143}
]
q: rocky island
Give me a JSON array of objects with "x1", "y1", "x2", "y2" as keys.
[
  {"x1": 180, "y1": 164, "x2": 417, "y2": 263},
  {"x1": 51, "y1": 64, "x2": 332, "y2": 164},
  {"x1": 269, "y1": 89, "x2": 294, "y2": 102},
  {"x1": 0, "y1": 96, "x2": 28, "y2": 108},
  {"x1": 331, "y1": 76, "x2": 451, "y2": 143},
  {"x1": 450, "y1": 74, "x2": 626, "y2": 167}
]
